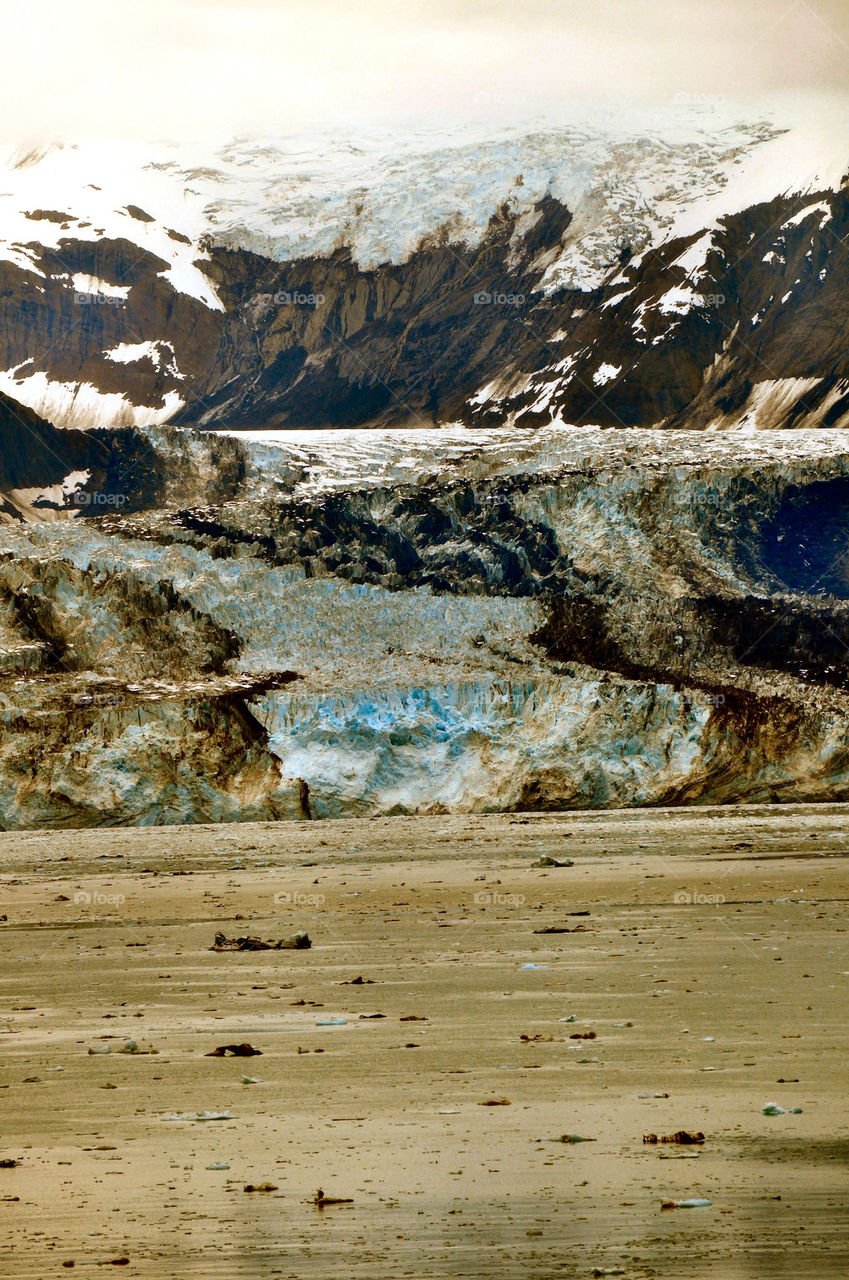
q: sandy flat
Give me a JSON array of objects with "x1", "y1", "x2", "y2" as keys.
[{"x1": 1, "y1": 805, "x2": 848, "y2": 1278}]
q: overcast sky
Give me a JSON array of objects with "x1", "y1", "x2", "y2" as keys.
[{"x1": 2, "y1": 0, "x2": 848, "y2": 142}]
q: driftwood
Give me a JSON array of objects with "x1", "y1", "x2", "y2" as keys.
[
  {"x1": 312, "y1": 1187, "x2": 353, "y2": 1207},
  {"x1": 210, "y1": 931, "x2": 311, "y2": 951},
  {"x1": 644, "y1": 1131, "x2": 705, "y2": 1145},
  {"x1": 205, "y1": 1043, "x2": 263, "y2": 1057}
]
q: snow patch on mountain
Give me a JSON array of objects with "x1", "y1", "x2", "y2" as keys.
[
  {"x1": 104, "y1": 341, "x2": 179, "y2": 376},
  {"x1": 0, "y1": 368, "x2": 184, "y2": 430},
  {"x1": 0, "y1": 142, "x2": 223, "y2": 310},
  {"x1": 592, "y1": 363, "x2": 621, "y2": 386},
  {"x1": 71, "y1": 274, "x2": 130, "y2": 300},
  {"x1": 783, "y1": 199, "x2": 833, "y2": 230}
]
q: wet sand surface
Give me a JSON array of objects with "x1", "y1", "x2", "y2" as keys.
[{"x1": 1, "y1": 804, "x2": 848, "y2": 1278}]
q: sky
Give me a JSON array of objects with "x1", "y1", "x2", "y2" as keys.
[{"x1": 1, "y1": 0, "x2": 848, "y2": 143}]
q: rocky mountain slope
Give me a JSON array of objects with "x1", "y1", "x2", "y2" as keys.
[
  {"x1": 0, "y1": 389, "x2": 247, "y2": 523},
  {"x1": 0, "y1": 108, "x2": 846, "y2": 436}
]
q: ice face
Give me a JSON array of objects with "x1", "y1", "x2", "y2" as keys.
[{"x1": 1, "y1": 423, "x2": 849, "y2": 826}]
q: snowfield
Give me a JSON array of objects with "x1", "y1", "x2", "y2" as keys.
[{"x1": 1, "y1": 96, "x2": 846, "y2": 296}]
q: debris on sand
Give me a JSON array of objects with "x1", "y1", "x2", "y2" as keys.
[
  {"x1": 162, "y1": 1110, "x2": 233, "y2": 1123},
  {"x1": 479, "y1": 1098, "x2": 511, "y2": 1106},
  {"x1": 211, "y1": 931, "x2": 311, "y2": 951},
  {"x1": 762, "y1": 1102, "x2": 803, "y2": 1115},
  {"x1": 569, "y1": 1031, "x2": 597, "y2": 1040},
  {"x1": 543, "y1": 1134, "x2": 597, "y2": 1144},
  {"x1": 531, "y1": 856, "x2": 574, "y2": 868},
  {"x1": 244, "y1": 1182, "x2": 277, "y2": 1193},
  {"x1": 661, "y1": 1198, "x2": 712, "y2": 1209},
  {"x1": 534, "y1": 924, "x2": 586, "y2": 934},
  {"x1": 114, "y1": 1040, "x2": 154, "y2": 1055},
  {"x1": 644, "y1": 1131, "x2": 705, "y2": 1145},
  {"x1": 312, "y1": 1187, "x2": 354, "y2": 1207},
  {"x1": 340, "y1": 976, "x2": 373, "y2": 985},
  {"x1": 205, "y1": 1043, "x2": 263, "y2": 1057},
  {"x1": 0, "y1": 1158, "x2": 20, "y2": 1168}
]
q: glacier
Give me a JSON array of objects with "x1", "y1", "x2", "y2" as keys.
[{"x1": 0, "y1": 423, "x2": 848, "y2": 825}]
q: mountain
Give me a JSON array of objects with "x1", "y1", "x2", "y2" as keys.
[{"x1": 0, "y1": 102, "x2": 846, "y2": 435}]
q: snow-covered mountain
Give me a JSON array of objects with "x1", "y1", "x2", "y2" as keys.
[
  {"x1": 0, "y1": 99, "x2": 846, "y2": 437},
  {"x1": 0, "y1": 112, "x2": 793, "y2": 278}
]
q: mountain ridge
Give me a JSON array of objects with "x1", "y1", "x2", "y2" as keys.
[{"x1": 0, "y1": 108, "x2": 846, "y2": 436}]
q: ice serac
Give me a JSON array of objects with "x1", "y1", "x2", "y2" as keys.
[{"x1": 2, "y1": 425, "x2": 849, "y2": 826}]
